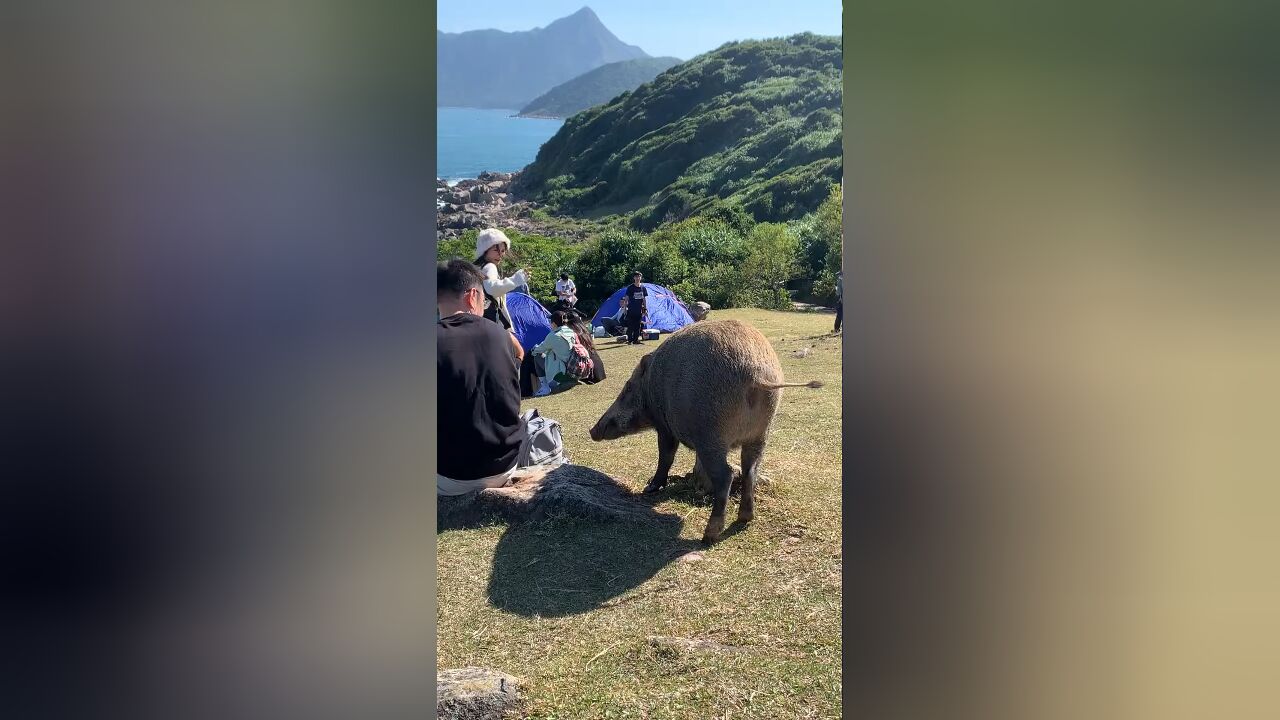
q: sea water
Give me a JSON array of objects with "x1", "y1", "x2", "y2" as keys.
[{"x1": 436, "y1": 107, "x2": 563, "y2": 182}]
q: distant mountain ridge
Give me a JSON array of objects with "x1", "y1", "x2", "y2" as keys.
[
  {"x1": 517, "y1": 57, "x2": 684, "y2": 119},
  {"x1": 514, "y1": 33, "x2": 842, "y2": 229},
  {"x1": 438, "y1": 7, "x2": 649, "y2": 110}
]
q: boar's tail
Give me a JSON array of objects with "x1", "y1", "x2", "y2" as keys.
[{"x1": 756, "y1": 379, "x2": 824, "y2": 390}]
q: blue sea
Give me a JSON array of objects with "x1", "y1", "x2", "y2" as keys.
[{"x1": 437, "y1": 107, "x2": 563, "y2": 182}]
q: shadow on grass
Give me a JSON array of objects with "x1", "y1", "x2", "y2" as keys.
[
  {"x1": 486, "y1": 516, "x2": 699, "y2": 617},
  {"x1": 438, "y1": 464, "x2": 700, "y2": 617}
]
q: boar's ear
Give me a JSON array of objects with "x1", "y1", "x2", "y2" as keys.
[{"x1": 635, "y1": 353, "x2": 653, "y2": 377}]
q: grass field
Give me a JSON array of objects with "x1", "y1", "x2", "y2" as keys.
[{"x1": 437, "y1": 309, "x2": 843, "y2": 719}]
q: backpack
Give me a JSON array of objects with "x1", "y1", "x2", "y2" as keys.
[
  {"x1": 562, "y1": 332, "x2": 594, "y2": 381},
  {"x1": 517, "y1": 409, "x2": 567, "y2": 468}
]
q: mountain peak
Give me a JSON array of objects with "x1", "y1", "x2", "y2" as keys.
[{"x1": 551, "y1": 6, "x2": 603, "y2": 29}]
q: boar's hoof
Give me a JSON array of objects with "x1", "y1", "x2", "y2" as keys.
[
  {"x1": 643, "y1": 477, "x2": 667, "y2": 494},
  {"x1": 702, "y1": 516, "x2": 726, "y2": 545},
  {"x1": 736, "y1": 508, "x2": 754, "y2": 524}
]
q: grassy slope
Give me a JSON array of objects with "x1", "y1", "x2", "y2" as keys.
[
  {"x1": 518, "y1": 57, "x2": 684, "y2": 119},
  {"x1": 437, "y1": 309, "x2": 842, "y2": 719},
  {"x1": 514, "y1": 34, "x2": 842, "y2": 229}
]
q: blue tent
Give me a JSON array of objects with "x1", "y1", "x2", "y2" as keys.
[
  {"x1": 506, "y1": 291, "x2": 553, "y2": 352},
  {"x1": 591, "y1": 283, "x2": 694, "y2": 333}
]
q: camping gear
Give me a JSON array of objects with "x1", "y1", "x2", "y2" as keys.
[
  {"x1": 590, "y1": 282, "x2": 695, "y2": 334},
  {"x1": 516, "y1": 409, "x2": 567, "y2": 468},
  {"x1": 642, "y1": 328, "x2": 659, "y2": 341},
  {"x1": 505, "y1": 291, "x2": 553, "y2": 352},
  {"x1": 592, "y1": 325, "x2": 609, "y2": 338}
]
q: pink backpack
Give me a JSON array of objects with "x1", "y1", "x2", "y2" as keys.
[{"x1": 562, "y1": 333, "x2": 594, "y2": 381}]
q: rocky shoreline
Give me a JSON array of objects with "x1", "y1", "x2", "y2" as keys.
[{"x1": 437, "y1": 170, "x2": 592, "y2": 242}]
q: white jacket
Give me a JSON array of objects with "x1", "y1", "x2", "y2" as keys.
[{"x1": 480, "y1": 263, "x2": 527, "y2": 298}]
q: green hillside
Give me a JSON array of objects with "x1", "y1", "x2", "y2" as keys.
[
  {"x1": 518, "y1": 57, "x2": 684, "y2": 119},
  {"x1": 513, "y1": 33, "x2": 841, "y2": 230}
]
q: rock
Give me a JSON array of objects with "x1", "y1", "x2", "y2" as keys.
[
  {"x1": 677, "y1": 551, "x2": 704, "y2": 563},
  {"x1": 438, "y1": 464, "x2": 681, "y2": 529},
  {"x1": 689, "y1": 301, "x2": 711, "y2": 321},
  {"x1": 449, "y1": 191, "x2": 470, "y2": 205},
  {"x1": 437, "y1": 667, "x2": 521, "y2": 720},
  {"x1": 476, "y1": 191, "x2": 494, "y2": 204}
]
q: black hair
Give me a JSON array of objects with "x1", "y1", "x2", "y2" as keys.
[
  {"x1": 567, "y1": 315, "x2": 596, "y2": 352},
  {"x1": 560, "y1": 273, "x2": 568, "y2": 280},
  {"x1": 549, "y1": 310, "x2": 570, "y2": 327},
  {"x1": 438, "y1": 259, "x2": 484, "y2": 299}
]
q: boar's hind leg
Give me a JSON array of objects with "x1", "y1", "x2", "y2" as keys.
[
  {"x1": 643, "y1": 431, "x2": 679, "y2": 494},
  {"x1": 698, "y1": 447, "x2": 734, "y2": 545},
  {"x1": 738, "y1": 440, "x2": 765, "y2": 524}
]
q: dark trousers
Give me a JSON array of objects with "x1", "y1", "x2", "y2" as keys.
[
  {"x1": 834, "y1": 301, "x2": 843, "y2": 332},
  {"x1": 602, "y1": 317, "x2": 623, "y2": 335},
  {"x1": 626, "y1": 313, "x2": 643, "y2": 343}
]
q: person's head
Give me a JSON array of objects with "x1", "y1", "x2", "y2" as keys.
[
  {"x1": 559, "y1": 273, "x2": 569, "y2": 281},
  {"x1": 550, "y1": 310, "x2": 570, "y2": 328},
  {"x1": 631, "y1": 271, "x2": 643, "y2": 286},
  {"x1": 474, "y1": 228, "x2": 511, "y2": 265},
  {"x1": 437, "y1": 259, "x2": 485, "y2": 317},
  {"x1": 619, "y1": 295, "x2": 629, "y2": 308}
]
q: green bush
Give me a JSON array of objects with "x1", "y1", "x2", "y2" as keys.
[
  {"x1": 794, "y1": 183, "x2": 841, "y2": 281},
  {"x1": 434, "y1": 191, "x2": 841, "y2": 314},
  {"x1": 736, "y1": 223, "x2": 799, "y2": 310}
]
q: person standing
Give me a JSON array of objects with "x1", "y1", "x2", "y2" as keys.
[
  {"x1": 625, "y1": 271, "x2": 649, "y2": 345},
  {"x1": 474, "y1": 228, "x2": 528, "y2": 333},
  {"x1": 833, "y1": 270, "x2": 843, "y2": 334}
]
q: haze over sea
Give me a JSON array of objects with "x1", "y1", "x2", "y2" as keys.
[{"x1": 437, "y1": 107, "x2": 563, "y2": 182}]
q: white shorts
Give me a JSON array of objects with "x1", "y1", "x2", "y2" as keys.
[{"x1": 436, "y1": 464, "x2": 519, "y2": 496}]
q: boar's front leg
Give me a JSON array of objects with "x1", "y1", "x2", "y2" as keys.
[{"x1": 643, "y1": 430, "x2": 679, "y2": 494}]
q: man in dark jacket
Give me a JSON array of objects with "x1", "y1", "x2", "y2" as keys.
[{"x1": 436, "y1": 259, "x2": 526, "y2": 495}]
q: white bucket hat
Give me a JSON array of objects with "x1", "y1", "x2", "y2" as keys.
[{"x1": 475, "y1": 228, "x2": 511, "y2": 261}]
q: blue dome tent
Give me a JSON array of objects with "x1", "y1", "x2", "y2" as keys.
[
  {"x1": 591, "y1": 283, "x2": 694, "y2": 333},
  {"x1": 505, "y1": 291, "x2": 553, "y2": 352}
]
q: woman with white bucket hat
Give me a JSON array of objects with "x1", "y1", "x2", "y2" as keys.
[{"x1": 473, "y1": 228, "x2": 528, "y2": 331}]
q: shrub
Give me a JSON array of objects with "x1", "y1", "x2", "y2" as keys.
[{"x1": 737, "y1": 223, "x2": 799, "y2": 310}]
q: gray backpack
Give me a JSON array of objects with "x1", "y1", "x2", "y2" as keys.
[{"x1": 517, "y1": 409, "x2": 567, "y2": 469}]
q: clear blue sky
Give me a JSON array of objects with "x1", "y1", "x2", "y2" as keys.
[{"x1": 437, "y1": 1, "x2": 842, "y2": 61}]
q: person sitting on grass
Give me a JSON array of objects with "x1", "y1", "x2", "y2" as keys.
[
  {"x1": 554, "y1": 272, "x2": 577, "y2": 309},
  {"x1": 436, "y1": 259, "x2": 527, "y2": 495},
  {"x1": 600, "y1": 295, "x2": 628, "y2": 336},
  {"x1": 530, "y1": 310, "x2": 583, "y2": 397},
  {"x1": 567, "y1": 315, "x2": 606, "y2": 384}
]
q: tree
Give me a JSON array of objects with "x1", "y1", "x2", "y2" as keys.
[{"x1": 739, "y1": 223, "x2": 798, "y2": 310}]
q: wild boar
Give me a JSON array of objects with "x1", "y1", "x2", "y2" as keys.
[{"x1": 588, "y1": 320, "x2": 822, "y2": 544}]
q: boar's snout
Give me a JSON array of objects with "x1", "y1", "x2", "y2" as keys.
[{"x1": 589, "y1": 415, "x2": 618, "y2": 442}]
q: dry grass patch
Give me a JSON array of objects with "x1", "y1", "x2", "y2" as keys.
[{"x1": 437, "y1": 309, "x2": 842, "y2": 719}]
